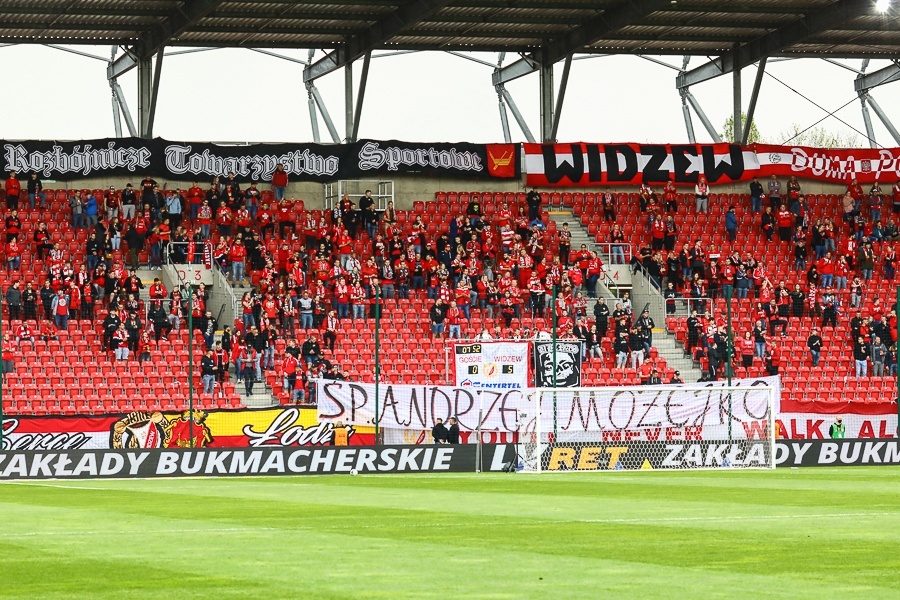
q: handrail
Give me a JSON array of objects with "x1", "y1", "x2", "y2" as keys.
[
  {"x1": 589, "y1": 241, "x2": 633, "y2": 266},
  {"x1": 162, "y1": 240, "x2": 214, "y2": 265}
]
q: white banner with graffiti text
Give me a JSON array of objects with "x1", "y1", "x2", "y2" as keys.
[
  {"x1": 452, "y1": 341, "x2": 529, "y2": 389},
  {"x1": 316, "y1": 376, "x2": 781, "y2": 443}
]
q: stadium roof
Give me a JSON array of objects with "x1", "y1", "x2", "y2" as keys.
[{"x1": 1, "y1": 0, "x2": 898, "y2": 59}]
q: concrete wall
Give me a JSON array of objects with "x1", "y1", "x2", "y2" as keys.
[
  {"x1": 36, "y1": 174, "x2": 850, "y2": 212},
  {"x1": 40, "y1": 175, "x2": 529, "y2": 211}
]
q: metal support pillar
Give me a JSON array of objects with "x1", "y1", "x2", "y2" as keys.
[
  {"x1": 498, "y1": 92, "x2": 512, "y2": 143},
  {"x1": 351, "y1": 51, "x2": 371, "y2": 143},
  {"x1": 860, "y1": 94, "x2": 878, "y2": 148},
  {"x1": 111, "y1": 87, "x2": 123, "y2": 138},
  {"x1": 145, "y1": 48, "x2": 164, "y2": 138},
  {"x1": 137, "y1": 56, "x2": 153, "y2": 138},
  {"x1": 866, "y1": 95, "x2": 900, "y2": 146},
  {"x1": 742, "y1": 57, "x2": 767, "y2": 145},
  {"x1": 550, "y1": 54, "x2": 572, "y2": 142},
  {"x1": 732, "y1": 44, "x2": 742, "y2": 143},
  {"x1": 684, "y1": 91, "x2": 722, "y2": 143},
  {"x1": 308, "y1": 88, "x2": 321, "y2": 143},
  {"x1": 112, "y1": 81, "x2": 138, "y2": 137},
  {"x1": 344, "y1": 61, "x2": 353, "y2": 142},
  {"x1": 539, "y1": 58, "x2": 554, "y2": 142},
  {"x1": 309, "y1": 84, "x2": 341, "y2": 144},
  {"x1": 680, "y1": 92, "x2": 696, "y2": 143},
  {"x1": 109, "y1": 46, "x2": 123, "y2": 138},
  {"x1": 498, "y1": 85, "x2": 536, "y2": 143}
]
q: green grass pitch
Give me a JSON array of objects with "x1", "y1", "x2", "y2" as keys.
[{"x1": 1, "y1": 468, "x2": 899, "y2": 599}]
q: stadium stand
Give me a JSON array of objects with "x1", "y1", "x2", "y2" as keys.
[{"x1": 0, "y1": 172, "x2": 898, "y2": 415}]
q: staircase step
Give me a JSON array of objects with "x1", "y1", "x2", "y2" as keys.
[{"x1": 549, "y1": 207, "x2": 706, "y2": 384}]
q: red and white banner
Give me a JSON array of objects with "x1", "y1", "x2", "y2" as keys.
[
  {"x1": 524, "y1": 142, "x2": 900, "y2": 187},
  {"x1": 452, "y1": 341, "x2": 530, "y2": 389},
  {"x1": 779, "y1": 398, "x2": 897, "y2": 439}
]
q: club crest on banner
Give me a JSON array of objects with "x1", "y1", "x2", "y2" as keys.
[
  {"x1": 534, "y1": 341, "x2": 582, "y2": 388},
  {"x1": 111, "y1": 412, "x2": 169, "y2": 449}
]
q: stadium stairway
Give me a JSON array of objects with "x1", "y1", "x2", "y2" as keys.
[
  {"x1": 235, "y1": 379, "x2": 279, "y2": 408},
  {"x1": 652, "y1": 335, "x2": 702, "y2": 383},
  {"x1": 549, "y1": 210, "x2": 595, "y2": 253},
  {"x1": 550, "y1": 207, "x2": 705, "y2": 383},
  {"x1": 549, "y1": 209, "x2": 620, "y2": 300}
]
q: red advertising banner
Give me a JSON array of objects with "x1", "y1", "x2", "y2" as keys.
[
  {"x1": 1, "y1": 406, "x2": 375, "y2": 451},
  {"x1": 524, "y1": 142, "x2": 900, "y2": 187}
]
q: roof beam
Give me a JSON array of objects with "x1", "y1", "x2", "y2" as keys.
[
  {"x1": 493, "y1": 0, "x2": 674, "y2": 85},
  {"x1": 855, "y1": 61, "x2": 900, "y2": 93},
  {"x1": 137, "y1": 0, "x2": 226, "y2": 59},
  {"x1": 0, "y1": 5, "x2": 168, "y2": 17},
  {"x1": 106, "y1": 0, "x2": 225, "y2": 80},
  {"x1": 304, "y1": 0, "x2": 454, "y2": 83},
  {"x1": 108, "y1": 49, "x2": 138, "y2": 80},
  {"x1": 0, "y1": 22, "x2": 141, "y2": 32},
  {"x1": 676, "y1": 0, "x2": 874, "y2": 88},
  {"x1": 659, "y1": 2, "x2": 824, "y2": 15}
]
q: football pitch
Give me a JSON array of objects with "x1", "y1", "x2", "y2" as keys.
[{"x1": 2, "y1": 468, "x2": 899, "y2": 599}]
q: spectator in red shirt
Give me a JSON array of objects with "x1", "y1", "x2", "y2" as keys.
[
  {"x1": 4, "y1": 171, "x2": 21, "y2": 210},
  {"x1": 271, "y1": 163, "x2": 289, "y2": 202},
  {"x1": 446, "y1": 301, "x2": 462, "y2": 339},
  {"x1": 5, "y1": 236, "x2": 21, "y2": 271},
  {"x1": 230, "y1": 239, "x2": 247, "y2": 286},
  {"x1": 257, "y1": 202, "x2": 275, "y2": 240}
]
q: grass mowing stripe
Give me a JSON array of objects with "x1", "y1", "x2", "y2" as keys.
[
  {"x1": 1, "y1": 469, "x2": 898, "y2": 598},
  {"x1": 0, "y1": 511, "x2": 894, "y2": 540}
]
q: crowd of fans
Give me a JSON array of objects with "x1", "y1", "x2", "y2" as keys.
[
  {"x1": 633, "y1": 174, "x2": 900, "y2": 381},
  {"x1": 2, "y1": 167, "x2": 900, "y2": 401}
]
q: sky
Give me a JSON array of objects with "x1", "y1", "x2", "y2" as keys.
[{"x1": 1, "y1": 43, "x2": 899, "y2": 148}]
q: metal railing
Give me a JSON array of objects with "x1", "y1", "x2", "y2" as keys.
[
  {"x1": 162, "y1": 241, "x2": 213, "y2": 265},
  {"x1": 324, "y1": 180, "x2": 394, "y2": 211},
  {"x1": 589, "y1": 241, "x2": 633, "y2": 266}
]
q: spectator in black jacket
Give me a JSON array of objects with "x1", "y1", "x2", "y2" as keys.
[
  {"x1": 853, "y1": 336, "x2": 870, "y2": 377},
  {"x1": 247, "y1": 325, "x2": 268, "y2": 379},
  {"x1": 39, "y1": 280, "x2": 55, "y2": 320},
  {"x1": 761, "y1": 207, "x2": 775, "y2": 241},
  {"x1": 429, "y1": 299, "x2": 446, "y2": 338},
  {"x1": 6, "y1": 281, "x2": 21, "y2": 321},
  {"x1": 446, "y1": 417, "x2": 460, "y2": 444},
  {"x1": 614, "y1": 331, "x2": 630, "y2": 369},
  {"x1": 101, "y1": 308, "x2": 121, "y2": 351},
  {"x1": 201, "y1": 310, "x2": 218, "y2": 350},
  {"x1": 807, "y1": 328, "x2": 823, "y2": 367},
  {"x1": 201, "y1": 350, "x2": 217, "y2": 394},
  {"x1": 629, "y1": 327, "x2": 644, "y2": 370},
  {"x1": 431, "y1": 419, "x2": 449, "y2": 444},
  {"x1": 593, "y1": 297, "x2": 609, "y2": 338},
  {"x1": 301, "y1": 334, "x2": 322, "y2": 366},
  {"x1": 148, "y1": 304, "x2": 171, "y2": 342}
]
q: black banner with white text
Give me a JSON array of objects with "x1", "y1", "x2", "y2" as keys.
[
  {"x1": 775, "y1": 439, "x2": 900, "y2": 467},
  {"x1": 524, "y1": 142, "x2": 900, "y2": 186},
  {"x1": 0, "y1": 444, "x2": 518, "y2": 480},
  {"x1": 2, "y1": 138, "x2": 519, "y2": 182}
]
